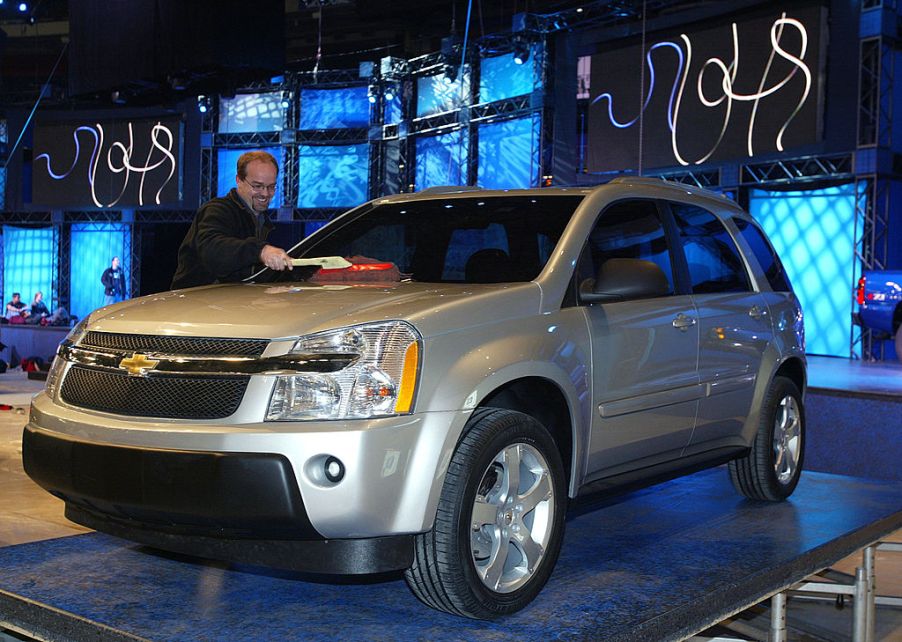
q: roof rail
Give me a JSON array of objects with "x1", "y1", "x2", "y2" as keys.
[
  {"x1": 416, "y1": 185, "x2": 484, "y2": 195},
  {"x1": 609, "y1": 175, "x2": 731, "y2": 203}
]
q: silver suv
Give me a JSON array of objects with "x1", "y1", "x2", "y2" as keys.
[{"x1": 24, "y1": 178, "x2": 806, "y2": 619}]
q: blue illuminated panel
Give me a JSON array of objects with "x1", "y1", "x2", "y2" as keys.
[
  {"x1": 749, "y1": 185, "x2": 859, "y2": 357},
  {"x1": 216, "y1": 147, "x2": 283, "y2": 207},
  {"x1": 218, "y1": 93, "x2": 285, "y2": 134},
  {"x1": 2, "y1": 226, "x2": 56, "y2": 320},
  {"x1": 300, "y1": 87, "x2": 369, "y2": 130},
  {"x1": 416, "y1": 71, "x2": 470, "y2": 118},
  {"x1": 479, "y1": 47, "x2": 540, "y2": 103},
  {"x1": 477, "y1": 115, "x2": 540, "y2": 189},
  {"x1": 415, "y1": 129, "x2": 468, "y2": 190},
  {"x1": 296, "y1": 144, "x2": 369, "y2": 208},
  {"x1": 70, "y1": 224, "x2": 129, "y2": 320}
]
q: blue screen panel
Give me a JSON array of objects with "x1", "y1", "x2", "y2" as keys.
[
  {"x1": 297, "y1": 144, "x2": 369, "y2": 208},
  {"x1": 415, "y1": 129, "x2": 468, "y2": 190},
  {"x1": 477, "y1": 115, "x2": 540, "y2": 189},
  {"x1": 749, "y1": 185, "x2": 859, "y2": 357},
  {"x1": 300, "y1": 87, "x2": 369, "y2": 130},
  {"x1": 479, "y1": 47, "x2": 541, "y2": 103},
  {"x1": 416, "y1": 69, "x2": 471, "y2": 118},
  {"x1": 2, "y1": 225, "x2": 56, "y2": 321},
  {"x1": 216, "y1": 147, "x2": 284, "y2": 207},
  {"x1": 70, "y1": 223, "x2": 130, "y2": 320},
  {"x1": 218, "y1": 93, "x2": 285, "y2": 134}
]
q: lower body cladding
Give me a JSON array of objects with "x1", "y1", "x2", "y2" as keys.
[{"x1": 23, "y1": 392, "x2": 467, "y2": 575}]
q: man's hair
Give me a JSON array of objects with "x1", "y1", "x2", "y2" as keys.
[
  {"x1": 237, "y1": 151, "x2": 279, "y2": 179},
  {"x1": 12, "y1": 292, "x2": 19, "y2": 298}
]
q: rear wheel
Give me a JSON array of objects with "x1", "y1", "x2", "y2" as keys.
[
  {"x1": 405, "y1": 408, "x2": 567, "y2": 619},
  {"x1": 729, "y1": 376, "x2": 805, "y2": 501}
]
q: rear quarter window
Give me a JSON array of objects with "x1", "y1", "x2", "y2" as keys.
[{"x1": 733, "y1": 217, "x2": 793, "y2": 292}]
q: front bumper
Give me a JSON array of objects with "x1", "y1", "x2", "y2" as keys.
[
  {"x1": 25, "y1": 391, "x2": 468, "y2": 571},
  {"x1": 23, "y1": 425, "x2": 413, "y2": 573}
]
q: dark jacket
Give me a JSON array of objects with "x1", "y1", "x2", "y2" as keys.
[
  {"x1": 171, "y1": 189, "x2": 274, "y2": 289},
  {"x1": 101, "y1": 267, "x2": 126, "y2": 297}
]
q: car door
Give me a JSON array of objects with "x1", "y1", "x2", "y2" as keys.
[
  {"x1": 668, "y1": 201, "x2": 774, "y2": 449},
  {"x1": 580, "y1": 199, "x2": 702, "y2": 480}
]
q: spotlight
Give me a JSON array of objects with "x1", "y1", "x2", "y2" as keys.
[
  {"x1": 513, "y1": 39, "x2": 530, "y2": 65},
  {"x1": 367, "y1": 84, "x2": 377, "y2": 104},
  {"x1": 384, "y1": 82, "x2": 398, "y2": 102},
  {"x1": 18, "y1": 2, "x2": 27, "y2": 12},
  {"x1": 443, "y1": 64, "x2": 458, "y2": 85},
  {"x1": 197, "y1": 95, "x2": 209, "y2": 113},
  {"x1": 280, "y1": 97, "x2": 290, "y2": 109}
]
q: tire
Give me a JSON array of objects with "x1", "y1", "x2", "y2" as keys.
[
  {"x1": 405, "y1": 408, "x2": 567, "y2": 619},
  {"x1": 729, "y1": 376, "x2": 805, "y2": 501}
]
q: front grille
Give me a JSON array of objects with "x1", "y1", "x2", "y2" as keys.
[
  {"x1": 82, "y1": 332, "x2": 268, "y2": 356},
  {"x1": 60, "y1": 366, "x2": 249, "y2": 419}
]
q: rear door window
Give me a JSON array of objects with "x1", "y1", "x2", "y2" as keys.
[
  {"x1": 733, "y1": 217, "x2": 793, "y2": 292},
  {"x1": 671, "y1": 203, "x2": 750, "y2": 294}
]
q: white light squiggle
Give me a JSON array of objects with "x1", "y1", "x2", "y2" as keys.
[
  {"x1": 593, "y1": 14, "x2": 812, "y2": 167},
  {"x1": 35, "y1": 120, "x2": 177, "y2": 208}
]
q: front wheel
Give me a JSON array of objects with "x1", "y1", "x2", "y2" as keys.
[
  {"x1": 729, "y1": 376, "x2": 805, "y2": 501},
  {"x1": 405, "y1": 408, "x2": 567, "y2": 619}
]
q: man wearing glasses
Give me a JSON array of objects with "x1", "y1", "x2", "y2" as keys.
[{"x1": 171, "y1": 150, "x2": 293, "y2": 289}]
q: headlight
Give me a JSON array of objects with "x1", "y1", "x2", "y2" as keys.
[
  {"x1": 45, "y1": 317, "x2": 90, "y2": 398},
  {"x1": 266, "y1": 321, "x2": 421, "y2": 421}
]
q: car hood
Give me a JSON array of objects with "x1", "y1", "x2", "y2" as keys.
[{"x1": 86, "y1": 281, "x2": 541, "y2": 340}]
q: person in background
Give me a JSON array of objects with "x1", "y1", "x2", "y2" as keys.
[
  {"x1": 170, "y1": 150, "x2": 293, "y2": 289},
  {"x1": 5, "y1": 292, "x2": 29, "y2": 322},
  {"x1": 101, "y1": 256, "x2": 127, "y2": 305},
  {"x1": 27, "y1": 291, "x2": 50, "y2": 325}
]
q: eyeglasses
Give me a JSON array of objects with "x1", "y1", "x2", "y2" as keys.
[{"x1": 242, "y1": 178, "x2": 277, "y2": 193}]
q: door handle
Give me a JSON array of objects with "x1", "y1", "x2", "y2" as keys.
[
  {"x1": 672, "y1": 313, "x2": 696, "y2": 331},
  {"x1": 748, "y1": 305, "x2": 766, "y2": 320}
]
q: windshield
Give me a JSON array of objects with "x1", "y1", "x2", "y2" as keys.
[{"x1": 273, "y1": 195, "x2": 584, "y2": 284}]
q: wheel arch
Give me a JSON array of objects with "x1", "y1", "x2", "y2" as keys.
[
  {"x1": 773, "y1": 356, "x2": 807, "y2": 396},
  {"x1": 479, "y1": 377, "x2": 576, "y2": 495}
]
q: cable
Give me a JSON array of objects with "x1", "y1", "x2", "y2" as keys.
[
  {"x1": 637, "y1": 0, "x2": 647, "y2": 177},
  {"x1": 5, "y1": 41, "x2": 68, "y2": 170}
]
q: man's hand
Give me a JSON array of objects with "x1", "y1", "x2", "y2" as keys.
[{"x1": 260, "y1": 244, "x2": 294, "y2": 271}]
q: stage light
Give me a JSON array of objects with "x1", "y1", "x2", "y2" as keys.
[
  {"x1": 197, "y1": 95, "x2": 209, "y2": 113},
  {"x1": 280, "y1": 97, "x2": 290, "y2": 109},
  {"x1": 17, "y1": 2, "x2": 26, "y2": 12},
  {"x1": 384, "y1": 83, "x2": 396, "y2": 102},
  {"x1": 513, "y1": 39, "x2": 530, "y2": 65},
  {"x1": 367, "y1": 85, "x2": 377, "y2": 104}
]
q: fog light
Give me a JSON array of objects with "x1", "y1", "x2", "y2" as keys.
[{"x1": 324, "y1": 456, "x2": 345, "y2": 483}]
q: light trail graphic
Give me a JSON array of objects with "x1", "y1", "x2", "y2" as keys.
[
  {"x1": 591, "y1": 12, "x2": 812, "y2": 167},
  {"x1": 35, "y1": 121, "x2": 177, "y2": 207}
]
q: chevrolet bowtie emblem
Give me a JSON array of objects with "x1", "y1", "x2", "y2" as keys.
[{"x1": 119, "y1": 353, "x2": 160, "y2": 376}]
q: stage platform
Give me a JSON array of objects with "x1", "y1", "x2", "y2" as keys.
[{"x1": 0, "y1": 469, "x2": 900, "y2": 642}]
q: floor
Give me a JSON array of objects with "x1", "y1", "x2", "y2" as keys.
[{"x1": 0, "y1": 361, "x2": 900, "y2": 641}]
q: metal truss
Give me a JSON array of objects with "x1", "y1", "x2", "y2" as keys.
[
  {"x1": 0, "y1": 211, "x2": 53, "y2": 224},
  {"x1": 469, "y1": 95, "x2": 534, "y2": 123},
  {"x1": 652, "y1": 169, "x2": 722, "y2": 190},
  {"x1": 295, "y1": 128, "x2": 368, "y2": 143},
  {"x1": 740, "y1": 154, "x2": 855, "y2": 185},
  {"x1": 200, "y1": 148, "x2": 214, "y2": 204},
  {"x1": 858, "y1": 37, "x2": 894, "y2": 148},
  {"x1": 294, "y1": 68, "x2": 362, "y2": 87},
  {"x1": 411, "y1": 111, "x2": 464, "y2": 136},
  {"x1": 853, "y1": 175, "x2": 891, "y2": 360},
  {"x1": 289, "y1": 207, "x2": 345, "y2": 222},
  {"x1": 135, "y1": 210, "x2": 196, "y2": 224},
  {"x1": 213, "y1": 132, "x2": 282, "y2": 147}
]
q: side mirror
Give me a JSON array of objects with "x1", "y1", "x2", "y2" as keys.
[{"x1": 580, "y1": 258, "x2": 671, "y2": 303}]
